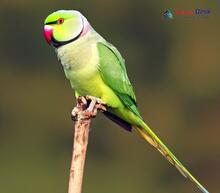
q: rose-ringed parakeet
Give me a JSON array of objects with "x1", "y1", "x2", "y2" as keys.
[{"x1": 43, "y1": 10, "x2": 209, "y2": 193}]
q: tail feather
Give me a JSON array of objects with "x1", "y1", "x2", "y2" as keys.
[{"x1": 134, "y1": 121, "x2": 209, "y2": 193}]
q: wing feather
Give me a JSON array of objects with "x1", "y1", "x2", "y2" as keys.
[{"x1": 97, "y1": 41, "x2": 141, "y2": 118}]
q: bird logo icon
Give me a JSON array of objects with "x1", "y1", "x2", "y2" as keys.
[{"x1": 163, "y1": 9, "x2": 174, "y2": 19}]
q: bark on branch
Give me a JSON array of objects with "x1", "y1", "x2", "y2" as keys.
[{"x1": 68, "y1": 96, "x2": 106, "y2": 193}]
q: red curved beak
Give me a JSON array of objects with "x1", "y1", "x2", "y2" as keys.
[{"x1": 43, "y1": 25, "x2": 53, "y2": 44}]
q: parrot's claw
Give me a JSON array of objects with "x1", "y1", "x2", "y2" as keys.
[
  {"x1": 85, "y1": 96, "x2": 106, "y2": 105},
  {"x1": 71, "y1": 96, "x2": 88, "y2": 121},
  {"x1": 71, "y1": 96, "x2": 106, "y2": 121},
  {"x1": 85, "y1": 96, "x2": 106, "y2": 112},
  {"x1": 71, "y1": 107, "x2": 78, "y2": 120}
]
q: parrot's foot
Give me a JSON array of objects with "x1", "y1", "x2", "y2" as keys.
[
  {"x1": 71, "y1": 96, "x2": 106, "y2": 121},
  {"x1": 71, "y1": 96, "x2": 87, "y2": 121},
  {"x1": 85, "y1": 95, "x2": 106, "y2": 112}
]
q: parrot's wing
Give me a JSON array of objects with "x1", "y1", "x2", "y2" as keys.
[
  {"x1": 97, "y1": 41, "x2": 141, "y2": 118},
  {"x1": 97, "y1": 42, "x2": 209, "y2": 193}
]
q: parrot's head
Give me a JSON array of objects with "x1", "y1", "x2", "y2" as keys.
[{"x1": 43, "y1": 10, "x2": 90, "y2": 48}]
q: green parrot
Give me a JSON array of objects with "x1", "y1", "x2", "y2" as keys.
[{"x1": 43, "y1": 10, "x2": 209, "y2": 193}]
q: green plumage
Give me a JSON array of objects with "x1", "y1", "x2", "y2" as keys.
[
  {"x1": 98, "y1": 41, "x2": 208, "y2": 193},
  {"x1": 44, "y1": 10, "x2": 209, "y2": 193},
  {"x1": 97, "y1": 42, "x2": 141, "y2": 118}
]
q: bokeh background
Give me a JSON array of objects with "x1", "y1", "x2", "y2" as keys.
[{"x1": 0, "y1": 1, "x2": 219, "y2": 193}]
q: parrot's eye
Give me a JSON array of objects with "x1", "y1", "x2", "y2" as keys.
[{"x1": 57, "y1": 18, "x2": 64, "y2": 24}]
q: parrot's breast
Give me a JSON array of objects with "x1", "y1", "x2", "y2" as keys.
[
  {"x1": 56, "y1": 31, "x2": 124, "y2": 110},
  {"x1": 56, "y1": 32, "x2": 102, "y2": 96}
]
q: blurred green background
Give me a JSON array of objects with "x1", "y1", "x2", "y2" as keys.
[{"x1": 0, "y1": 1, "x2": 219, "y2": 193}]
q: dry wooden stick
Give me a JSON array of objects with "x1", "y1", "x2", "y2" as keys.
[{"x1": 68, "y1": 96, "x2": 106, "y2": 193}]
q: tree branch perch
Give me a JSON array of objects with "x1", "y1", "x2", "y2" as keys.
[{"x1": 68, "y1": 96, "x2": 106, "y2": 193}]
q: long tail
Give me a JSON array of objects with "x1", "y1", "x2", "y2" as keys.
[{"x1": 134, "y1": 120, "x2": 209, "y2": 193}]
